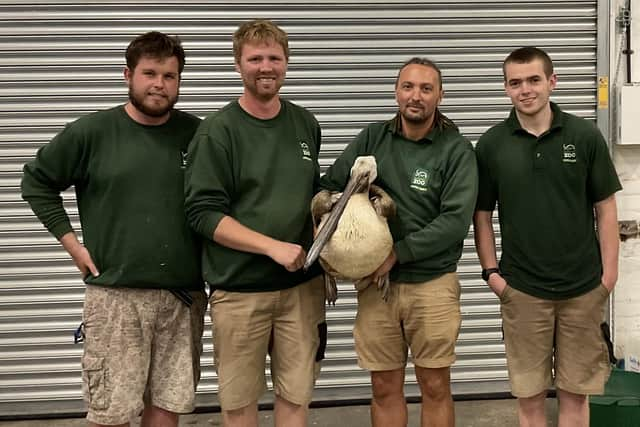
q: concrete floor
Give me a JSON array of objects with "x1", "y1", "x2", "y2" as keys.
[{"x1": 0, "y1": 399, "x2": 559, "y2": 426}]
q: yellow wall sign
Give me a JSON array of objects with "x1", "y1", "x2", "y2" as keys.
[{"x1": 598, "y1": 76, "x2": 609, "y2": 109}]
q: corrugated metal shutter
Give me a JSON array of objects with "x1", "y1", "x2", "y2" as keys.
[{"x1": 1, "y1": 0, "x2": 599, "y2": 416}]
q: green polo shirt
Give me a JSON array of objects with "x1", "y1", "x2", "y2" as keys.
[
  {"x1": 475, "y1": 102, "x2": 622, "y2": 300},
  {"x1": 320, "y1": 114, "x2": 478, "y2": 283}
]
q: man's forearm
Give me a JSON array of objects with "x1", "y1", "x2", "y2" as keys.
[
  {"x1": 213, "y1": 216, "x2": 275, "y2": 256},
  {"x1": 595, "y1": 195, "x2": 619, "y2": 288},
  {"x1": 473, "y1": 210, "x2": 499, "y2": 269}
]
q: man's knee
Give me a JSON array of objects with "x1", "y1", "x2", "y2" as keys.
[
  {"x1": 518, "y1": 391, "x2": 547, "y2": 411},
  {"x1": 557, "y1": 389, "x2": 587, "y2": 405},
  {"x1": 371, "y1": 369, "x2": 405, "y2": 400},
  {"x1": 416, "y1": 367, "x2": 451, "y2": 401}
]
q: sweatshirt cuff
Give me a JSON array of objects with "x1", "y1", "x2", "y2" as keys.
[
  {"x1": 394, "y1": 240, "x2": 415, "y2": 264},
  {"x1": 203, "y1": 211, "x2": 226, "y2": 240},
  {"x1": 50, "y1": 221, "x2": 74, "y2": 241}
]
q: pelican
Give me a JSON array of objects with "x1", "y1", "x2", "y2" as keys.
[{"x1": 304, "y1": 156, "x2": 396, "y2": 303}]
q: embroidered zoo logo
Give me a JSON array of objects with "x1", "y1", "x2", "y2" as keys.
[
  {"x1": 410, "y1": 168, "x2": 430, "y2": 192},
  {"x1": 180, "y1": 150, "x2": 188, "y2": 169},
  {"x1": 300, "y1": 141, "x2": 312, "y2": 161},
  {"x1": 562, "y1": 144, "x2": 577, "y2": 163}
]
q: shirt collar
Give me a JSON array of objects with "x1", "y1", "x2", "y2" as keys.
[
  {"x1": 387, "y1": 113, "x2": 439, "y2": 143},
  {"x1": 506, "y1": 101, "x2": 565, "y2": 135}
]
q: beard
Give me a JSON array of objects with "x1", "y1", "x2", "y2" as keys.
[
  {"x1": 400, "y1": 105, "x2": 433, "y2": 124},
  {"x1": 128, "y1": 88, "x2": 178, "y2": 118}
]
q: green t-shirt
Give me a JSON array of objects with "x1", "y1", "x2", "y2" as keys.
[
  {"x1": 475, "y1": 102, "x2": 622, "y2": 299},
  {"x1": 184, "y1": 99, "x2": 322, "y2": 292},
  {"x1": 21, "y1": 105, "x2": 203, "y2": 290},
  {"x1": 320, "y1": 115, "x2": 478, "y2": 283}
]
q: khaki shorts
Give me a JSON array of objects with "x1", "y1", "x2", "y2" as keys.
[
  {"x1": 81, "y1": 285, "x2": 207, "y2": 425},
  {"x1": 500, "y1": 284, "x2": 612, "y2": 398},
  {"x1": 210, "y1": 276, "x2": 326, "y2": 411},
  {"x1": 354, "y1": 272, "x2": 461, "y2": 371}
]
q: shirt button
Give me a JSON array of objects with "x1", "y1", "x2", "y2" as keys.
[{"x1": 536, "y1": 152, "x2": 541, "y2": 158}]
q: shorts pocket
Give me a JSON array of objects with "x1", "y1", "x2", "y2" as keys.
[
  {"x1": 315, "y1": 321, "x2": 328, "y2": 362},
  {"x1": 498, "y1": 285, "x2": 511, "y2": 303},
  {"x1": 81, "y1": 356, "x2": 109, "y2": 410},
  {"x1": 598, "y1": 283, "x2": 611, "y2": 298}
]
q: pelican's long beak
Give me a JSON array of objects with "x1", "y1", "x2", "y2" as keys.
[{"x1": 304, "y1": 171, "x2": 370, "y2": 271}]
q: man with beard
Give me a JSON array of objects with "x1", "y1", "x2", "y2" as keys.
[
  {"x1": 21, "y1": 31, "x2": 206, "y2": 427},
  {"x1": 319, "y1": 57, "x2": 478, "y2": 427},
  {"x1": 184, "y1": 19, "x2": 325, "y2": 427},
  {"x1": 474, "y1": 47, "x2": 620, "y2": 427}
]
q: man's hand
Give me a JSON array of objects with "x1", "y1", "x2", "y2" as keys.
[
  {"x1": 60, "y1": 232, "x2": 99, "y2": 278},
  {"x1": 70, "y1": 246, "x2": 100, "y2": 277},
  {"x1": 371, "y1": 249, "x2": 397, "y2": 282},
  {"x1": 487, "y1": 272, "x2": 508, "y2": 297},
  {"x1": 601, "y1": 272, "x2": 617, "y2": 293},
  {"x1": 267, "y1": 241, "x2": 307, "y2": 272}
]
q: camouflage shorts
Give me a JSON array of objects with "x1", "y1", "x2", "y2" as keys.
[{"x1": 81, "y1": 285, "x2": 207, "y2": 425}]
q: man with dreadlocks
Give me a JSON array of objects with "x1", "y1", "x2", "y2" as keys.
[{"x1": 320, "y1": 57, "x2": 478, "y2": 427}]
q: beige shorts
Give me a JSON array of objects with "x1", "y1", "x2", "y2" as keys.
[
  {"x1": 500, "y1": 284, "x2": 612, "y2": 398},
  {"x1": 210, "y1": 276, "x2": 326, "y2": 411},
  {"x1": 81, "y1": 285, "x2": 207, "y2": 425},
  {"x1": 354, "y1": 272, "x2": 461, "y2": 371}
]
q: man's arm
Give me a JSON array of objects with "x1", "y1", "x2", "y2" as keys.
[
  {"x1": 594, "y1": 194, "x2": 619, "y2": 291},
  {"x1": 213, "y1": 216, "x2": 306, "y2": 272},
  {"x1": 59, "y1": 232, "x2": 99, "y2": 277},
  {"x1": 184, "y1": 129, "x2": 307, "y2": 272},
  {"x1": 22, "y1": 124, "x2": 97, "y2": 277},
  {"x1": 473, "y1": 210, "x2": 507, "y2": 295}
]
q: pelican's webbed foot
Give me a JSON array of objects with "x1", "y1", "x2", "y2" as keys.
[
  {"x1": 376, "y1": 273, "x2": 391, "y2": 302},
  {"x1": 325, "y1": 273, "x2": 338, "y2": 305}
]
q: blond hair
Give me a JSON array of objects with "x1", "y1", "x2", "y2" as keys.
[{"x1": 233, "y1": 19, "x2": 289, "y2": 63}]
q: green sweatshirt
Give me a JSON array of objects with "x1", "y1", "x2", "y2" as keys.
[
  {"x1": 184, "y1": 99, "x2": 322, "y2": 292},
  {"x1": 21, "y1": 105, "x2": 203, "y2": 290},
  {"x1": 320, "y1": 114, "x2": 478, "y2": 283}
]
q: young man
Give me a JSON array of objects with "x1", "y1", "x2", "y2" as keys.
[
  {"x1": 21, "y1": 32, "x2": 206, "y2": 427},
  {"x1": 184, "y1": 19, "x2": 325, "y2": 427},
  {"x1": 320, "y1": 58, "x2": 478, "y2": 427},
  {"x1": 474, "y1": 46, "x2": 621, "y2": 427}
]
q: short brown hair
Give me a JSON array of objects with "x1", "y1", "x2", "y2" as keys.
[
  {"x1": 503, "y1": 46, "x2": 554, "y2": 80},
  {"x1": 126, "y1": 31, "x2": 185, "y2": 74},
  {"x1": 233, "y1": 19, "x2": 289, "y2": 63}
]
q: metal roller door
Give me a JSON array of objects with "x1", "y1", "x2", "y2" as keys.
[{"x1": 0, "y1": 0, "x2": 601, "y2": 416}]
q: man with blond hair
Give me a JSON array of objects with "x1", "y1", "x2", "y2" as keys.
[
  {"x1": 474, "y1": 46, "x2": 620, "y2": 427},
  {"x1": 185, "y1": 19, "x2": 326, "y2": 427}
]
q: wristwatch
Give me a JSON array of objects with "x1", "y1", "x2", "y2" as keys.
[{"x1": 481, "y1": 267, "x2": 501, "y2": 281}]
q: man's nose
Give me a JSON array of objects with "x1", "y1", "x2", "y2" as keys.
[
  {"x1": 259, "y1": 59, "x2": 273, "y2": 70},
  {"x1": 152, "y1": 75, "x2": 165, "y2": 87}
]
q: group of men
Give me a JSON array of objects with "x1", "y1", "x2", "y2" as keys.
[{"x1": 20, "y1": 18, "x2": 619, "y2": 427}]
